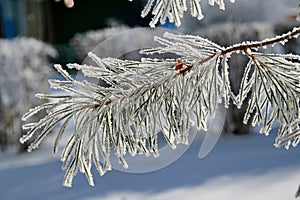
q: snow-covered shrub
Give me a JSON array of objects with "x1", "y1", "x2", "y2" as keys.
[
  {"x1": 0, "y1": 37, "x2": 57, "y2": 151},
  {"x1": 71, "y1": 26, "x2": 171, "y2": 62},
  {"x1": 71, "y1": 26, "x2": 130, "y2": 61},
  {"x1": 195, "y1": 22, "x2": 274, "y2": 135}
]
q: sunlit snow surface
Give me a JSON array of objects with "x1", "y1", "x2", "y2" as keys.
[{"x1": 1, "y1": 125, "x2": 300, "y2": 200}]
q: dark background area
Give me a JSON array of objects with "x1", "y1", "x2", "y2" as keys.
[
  {"x1": 0, "y1": 0, "x2": 152, "y2": 44},
  {"x1": 50, "y1": 0, "x2": 151, "y2": 43}
]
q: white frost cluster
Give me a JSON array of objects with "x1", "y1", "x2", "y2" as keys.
[
  {"x1": 195, "y1": 22, "x2": 274, "y2": 135},
  {"x1": 129, "y1": 0, "x2": 235, "y2": 27},
  {"x1": 21, "y1": 32, "x2": 226, "y2": 186}
]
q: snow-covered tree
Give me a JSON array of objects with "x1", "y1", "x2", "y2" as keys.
[{"x1": 21, "y1": 0, "x2": 300, "y2": 188}]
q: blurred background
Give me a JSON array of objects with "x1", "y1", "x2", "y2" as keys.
[
  {"x1": 0, "y1": 0, "x2": 152, "y2": 152},
  {"x1": 1, "y1": 0, "x2": 300, "y2": 199},
  {"x1": 0, "y1": 0, "x2": 150, "y2": 41}
]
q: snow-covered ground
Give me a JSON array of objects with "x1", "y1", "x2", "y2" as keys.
[{"x1": 1, "y1": 126, "x2": 300, "y2": 200}]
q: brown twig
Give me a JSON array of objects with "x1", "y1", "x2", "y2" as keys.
[{"x1": 221, "y1": 26, "x2": 300, "y2": 55}]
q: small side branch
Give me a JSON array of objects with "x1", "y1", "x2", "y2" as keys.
[{"x1": 221, "y1": 26, "x2": 300, "y2": 55}]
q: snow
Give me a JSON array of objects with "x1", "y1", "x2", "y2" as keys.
[{"x1": 1, "y1": 127, "x2": 300, "y2": 200}]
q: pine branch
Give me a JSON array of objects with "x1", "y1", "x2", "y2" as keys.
[
  {"x1": 21, "y1": 26, "x2": 300, "y2": 186},
  {"x1": 221, "y1": 27, "x2": 300, "y2": 55},
  {"x1": 129, "y1": 0, "x2": 235, "y2": 27}
]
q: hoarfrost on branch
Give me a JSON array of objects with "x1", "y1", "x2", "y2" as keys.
[
  {"x1": 26, "y1": 0, "x2": 300, "y2": 187},
  {"x1": 21, "y1": 29, "x2": 300, "y2": 186},
  {"x1": 129, "y1": 0, "x2": 235, "y2": 27}
]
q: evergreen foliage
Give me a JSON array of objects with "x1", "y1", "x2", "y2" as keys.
[{"x1": 21, "y1": 0, "x2": 300, "y2": 186}]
